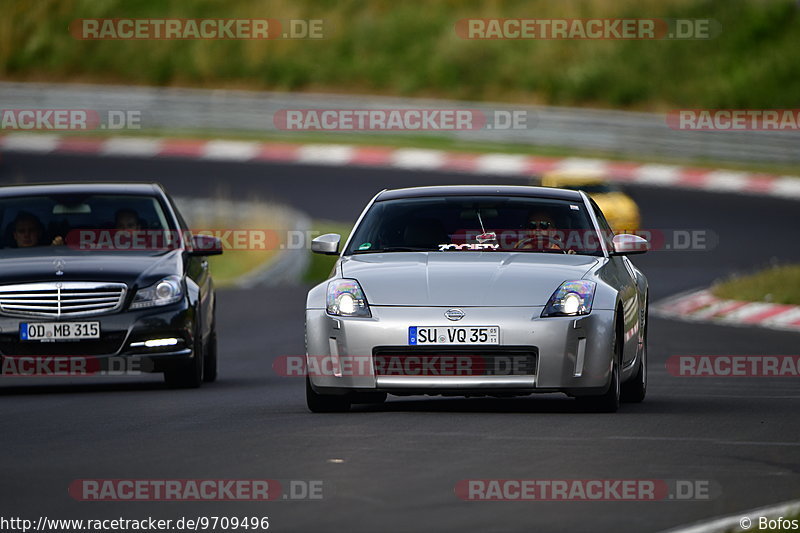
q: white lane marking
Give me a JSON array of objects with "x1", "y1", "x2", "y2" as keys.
[
  {"x1": 703, "y1": 170, "x2": 753, "y2": 192},
  {"x1": 762, "y1": 307, "x2": 800, "y2": 326},
  {"x1": 632, "y1": 164, "x2": 682, "y2": 185},
  {"x1": 390, "y1": 148, "x2": 447, "y2": 170},
  {"x1": 0, "y1": 133, "x2": 60, "y2": 152},
  {"x1": 722, "y1": 302, "x2": 781, "y2": 321},
  {"x1": 4, "y1": 133, "x2": 800, "y2": 206},
  {"x1": 202, "y1": 140, "x2": 260, "y2": 161},
  {"x1": 475, "y1": 153, "x2": 529, "y2": 175},
  {"x1": 552, "y1": 157, "x2": 610, "y2": 175},
  {"x1": 689, "y1": 299, "x2": 745, "y2": 319},
  {"x1": 653, "y1": 290, "x2": 717, "y2": 315},
  {"x1": 101, "y1": 137, "x2": 163, "y2": 157},
  {"x1": 296, "y1": 144, "x2": 356, "y2": 165},
  {"x1": 771, "y1": 176, "x2": 800, "y2": 199}
]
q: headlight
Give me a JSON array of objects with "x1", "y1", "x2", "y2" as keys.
[
  {"x1": 130, "y1": 276, "x2": 184, "y2": 309},
  {"x1": 541, "y1": 280, "x2": 596, "y2": 317},
  {"x1": 326, "y1": 279, "x2": 371, "y2": 317}
]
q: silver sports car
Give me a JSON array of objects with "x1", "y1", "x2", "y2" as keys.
[{"x1": 305, "y1": 185, "x2": 649, "y2": 413}]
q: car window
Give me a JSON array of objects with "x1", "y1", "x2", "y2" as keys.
[
  {"x1": 0, "y1": 194, "x2": 177, "y2": 254},
  {"x1": 588, "y1": 197, "x2": 615, "y2": 251},
  {"x1": 345, "y1": 195, "x2": 605, "y2": 256},
  {"x1": 165, "y1": 194, "x2": 190, "y2": 232}
]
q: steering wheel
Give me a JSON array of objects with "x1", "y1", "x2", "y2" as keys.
[{"x1": 514, "y1": 235, "x2": 567, "y2": 253}]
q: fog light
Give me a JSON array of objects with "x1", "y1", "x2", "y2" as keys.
[{"x1": 130, "y1": 338, "x2": 180, "y2": 348}]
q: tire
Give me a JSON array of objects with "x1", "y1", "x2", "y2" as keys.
[
  {"x1": 306, "y1": 377, "x2": 351, "y2": 413},
  {"x1": 622, "y1": 303, "x2": 647, "y2": 403},
  {"x1": 202, "y1": 330, "x2": 218, "y2": 383},
  {"x1": 164, "y1": 333, "x2": 204, "y2": 389},
  {"x1": 577, "y1": 322, "x2": 622, "y2": 413}
]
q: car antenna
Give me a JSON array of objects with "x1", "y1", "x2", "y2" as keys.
[{"x1": 477, "y1": 209, "x2": 486, "y2": 234}]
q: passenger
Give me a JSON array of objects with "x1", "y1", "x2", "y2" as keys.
[{"x1": 115, "y1": 209, "x2": 142, "y2": 231}]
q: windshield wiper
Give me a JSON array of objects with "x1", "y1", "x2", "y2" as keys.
[{"x1": 352, "y1": 246, "x2": 435, "y2": 254}]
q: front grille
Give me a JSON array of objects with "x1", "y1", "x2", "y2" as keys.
[
  {"x1": 0, "y1": 282, "x2": 127, "y2": 318},
  {"x1": 372, "y1": 346, "x2": 538, "y2": 377}
]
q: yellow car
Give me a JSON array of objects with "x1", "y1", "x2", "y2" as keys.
[{"x1": 538, "y1": 169, "x2": 641, "y2": 232}]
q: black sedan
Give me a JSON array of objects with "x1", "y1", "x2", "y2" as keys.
[{"x1": 0, "y1": 182, "x2": 221, "y2": 388}]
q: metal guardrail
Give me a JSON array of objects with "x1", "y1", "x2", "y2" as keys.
[{"x1": 2, "y1": 81, "x2": 799, "y2": 164}]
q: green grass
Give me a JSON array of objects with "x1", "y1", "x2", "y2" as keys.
[
  {"x1": 712, "y1": 264, "x2": 800, "y2": 305},
  {"x1": 178, "y1": 198, "x2": 289, "y2": 287},
  {"x1": 303, "y1": 220, "x2": 353, "y2": 285},
  {"x1": 207, "y1": 218, "x2": 353, "y2": 288},
  {"x1": 3, "y1": 0, "x2": 800, "y2": 111},
  {"x1": 208, "y1": 248, "x2": 277, "y2": 287}
]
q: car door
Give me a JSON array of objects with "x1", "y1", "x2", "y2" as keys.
[
  {"x1": 168, "y1": 194, "x2": 214, "y2": 341},
  {"x1": 589, "y1": 198, "x2": 639, "y2": 366}
]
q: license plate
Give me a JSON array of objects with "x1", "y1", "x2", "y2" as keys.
[
  {"x1": 408, "y1": 326, "x2": 499, "y2": 345},
  {"x1": 20, "y1": 322, "x2": 100, "y2": 341}
]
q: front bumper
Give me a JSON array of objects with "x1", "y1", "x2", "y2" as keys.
[
  {"x1": 0, "y1": 300, "x2": 196, "y2": 375},
  {"x1": 306, "y1": 306, "x2": 615, "y2": 396}
]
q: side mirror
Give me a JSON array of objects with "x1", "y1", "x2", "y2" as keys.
[
  {"x1": 189, "y1": 234, "x2": 223, "y2": 256},
  {"x1": 611, "y1": 234, "x2": 648, "y2": 255},
  {"x1": 311, "y1": 233, "x2": 341, "y2": 255}
]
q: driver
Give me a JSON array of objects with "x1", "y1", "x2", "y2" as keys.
[
  {"x1": 12, "y1": 212, "x2": 45, "y2": 248},
  {"x1": 12, "y1": 212, "x2": 63, "y2": 247},
  {"x1": 515, "y1": 210, "x2": 566, "y2": 252}
]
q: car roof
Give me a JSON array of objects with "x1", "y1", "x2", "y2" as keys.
[
  {"x1": 0, "y1": 182, "x2": 164, "y2": 198},
  {"x1": 375, "y1": 185, "x2": 584, "y2": 202}
]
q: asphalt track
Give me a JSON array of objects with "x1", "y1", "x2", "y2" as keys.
[{"x1": 0, "y1": 151, "x2": 799, "y2": 533}]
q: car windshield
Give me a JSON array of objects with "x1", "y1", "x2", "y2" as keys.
[
  {"x1": 345, "y1": 195, "x2": 605, "y2": 256},
  {"x1": 0, "y1": 193, "x2": 177, "y2": 256}
]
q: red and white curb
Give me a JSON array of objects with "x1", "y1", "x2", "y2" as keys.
[
  {"x1": 652, "y1": 289, "x2": 800, "y2": 332},
  {"x1": 2, "y1": 133, "x2": 800, "y2": 200}
]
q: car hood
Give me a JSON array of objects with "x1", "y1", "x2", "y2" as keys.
[
  {"x1": 0, "y1": 250, "x2": 183, "y2": 288},
  {"x1": 341, "y1": 252, "x2": 600, "y2": 307}
]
